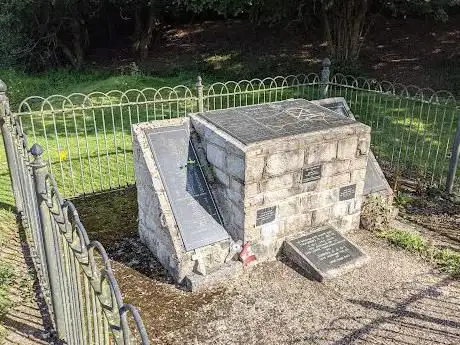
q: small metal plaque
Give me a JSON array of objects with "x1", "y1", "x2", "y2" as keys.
[
  {"x1": 146, "y1": 123, "x2": 229, "y2": 251},
  {"x1": 256, "y1": 206, "x2": 276, "y2": 226},
  {"x1": 302, "y1": 165, "x2": 322, "y2": 183},
  {"x1": 285, "y1": 227, "x2": 367, "y2": 281},
  {"x1": 199, "y1": 99, "x2": 355, "y2": 145},
  {"x1": 339, "y1": 184, "x2": 356, "y2": 201}
]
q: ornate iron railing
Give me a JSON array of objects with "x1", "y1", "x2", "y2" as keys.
[
  {"x1": 10, "y1": 69, "x2": 459, "y2": 196},
  {"x1": 0, "y1": 82, "x2": 150, "y2": 344}
]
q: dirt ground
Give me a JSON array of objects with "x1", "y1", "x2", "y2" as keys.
[
  {"x1": 102, "y1": 229, "x2": 460, "y2": 345},
  {"x1": 0, "y1": 209, "x2": 53, "y2": 345},
  {"x1": 74, "y1": 188, "x2": 460, "y2": 345}
]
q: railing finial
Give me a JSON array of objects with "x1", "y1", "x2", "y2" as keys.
[
  {"x1": 0, "y1": 79, "x2": 6, "y2": 93},
  {"x1": 321, "y1": 58, "x2": 331, "y2": 99},
  {"x1": 196, "y1": 75, "x2": 204, "y2": 113},
  {"x1": 30, "y1": 143, "x2": 44, "y2": 158}
]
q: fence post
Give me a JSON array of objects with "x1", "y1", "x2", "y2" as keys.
[
  {"x1": 446, "y1": 118, "x2": 460, "y2": 194},
  {"x1": 196, "y1": 75, "x2": 204, "y2": 113},
  {"x1": 0, "y1": 79, "x2": 24, "y2": 213},
  {"x1": 321, "y1": 58, "x2": 331, "y2": 99},
  {"x1": 30, "y1": 143, "x2": 66, "y2": 340}
]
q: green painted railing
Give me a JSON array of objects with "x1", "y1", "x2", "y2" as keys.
[
  {"x1": 10, "y1": 70, "x2": 460, "y2": 197},
  {"x1": 1, "y1": 81, "x2": 149, "y2": 344}
]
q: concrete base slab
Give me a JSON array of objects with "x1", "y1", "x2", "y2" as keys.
[{"x1": 183, "y1": 260, "x2": 245, "y2": 291}]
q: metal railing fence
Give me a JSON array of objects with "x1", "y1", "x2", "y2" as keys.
[
  {"x1": 10, "y1": 65, "x2": 459, "y2": 196},
  {"x1": 1, "y1": 82, "x2": 149, "y2": 344}
]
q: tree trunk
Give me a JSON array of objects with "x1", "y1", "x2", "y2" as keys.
[
  {"x1": 71, "y1": 19, "x2": 84, "y2": 69},
  {"x1": 58, "y1": 18, "x2": 85, "y2": 69},
  {"x1": 321, "y1": 0, "x2": 368, "y2": 62},
  {"x1": 132, "y1": 2, "x2": 160, "y2": 60}
]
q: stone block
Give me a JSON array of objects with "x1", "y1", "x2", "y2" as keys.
[
  {"x1": 323, "y1": 160, "x2": 351, "y2": 177},
  {"x1": 338, "y1": 213, "x2": 361, "y2": 233},
  {"x1": 312, "y1": 207, "x2": 331, "y2": 226},
  {"x1": 350, "y1": 156, "x2": 369, "y2": 171},
  {"x1": 260, "y1": 222, "x2": 281, "y2": 244},
  {"x1": 245, "y1": 156, "x2": 266, "y2": 182},
  {"x1": 332, "y1": 201, "x2": 350, "y2": 218},
  {"x1": 265, "y1": 150, "x2": 304, "y2": 177},
  {"x1": 278, "y1": 198, "x2": 300, "y2": 218},
  {"x1": 337, "y1": 137, "x2": 358, "y2": 160},
  {"x1": 259, "y1": 173, "x2": 295, "y2": 192},
  {"x1": 206, "y1": 143, "x2": 226, "y2": 169},
  {"x1": 245, "y1": 183, "x2": 259, "y2": 197},
  {"x1": 284, "y1": 213, "x2": 312, "y2": 235},
  {"x1": 328, "y1": 172, "x2": 351, "y2": 188},
  {"x1": 227, "y1": 154, "x2": 245, "y2": 180},
  {"x1": 183, "y1": 260, "x2": 244, "y2": 292},
  {"x1": 357, "y1": 137, "x2": 370, "y2": 156},
  {"x1": 214, "y1": 167, "x2": 230, "y2": 187},
  {"x1": 231, "y1": 203, "x2": 245, "y2": 229},
  {"x1": 306, "y1": 189, "x2": 338, "y2": 210},
  {"x1": 204, "y1": 128, "x2": 228, "y2": 149},
  {"x1": 351, "y1": 168, "x2": 367, "y2": 183},
  {"x1": 305, "y1": 141, "x2": 337, "y2": 165},
  {"x1": 227, "y1": 188, "x2": 243, "y2": 206},
  {"x1": 349, "y1": 199, "x2": 363, "y2": 214},
  {"x1": 230, "y1": 178, "x2": 244, "y2": 193},
  {"x1": 263, "y1": 188, "x2": 295, "y2": 204}
]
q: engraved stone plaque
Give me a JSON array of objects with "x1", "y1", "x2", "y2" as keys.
[
  {"x1": 339, "y1": 184, "x2": 356, "y2": 201},
  {"x1": 146, "y1": 124, "x2": 229, "y2": 251},
  {"x1": 256, "y1": 206, "x2": 276, "y2": 226},
  {"x1": 302, "y1": 165, "x2": 322, "y2": 183},
  {"x1": 199, "y1": 99, "x2": 355, "y2": 145},
  {"x1": 284, "y1": 227, "x2": 368, "y2": 281}
]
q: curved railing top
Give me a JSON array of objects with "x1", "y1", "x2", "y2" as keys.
[
  {"x1": 12, "y1": 73, "x2": 459, "y2": 115},
  {"x1": 14, "y1": 85, "x2": 195, "y2": 116},
  {"x1": 330, "y1": 73, "x2": 458, "y2": 106}
]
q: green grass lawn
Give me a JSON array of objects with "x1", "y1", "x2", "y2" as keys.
[{"x1": 0, "y1": 68, "x2": 458, "y2": 205}]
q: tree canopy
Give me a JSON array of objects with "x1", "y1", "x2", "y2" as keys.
[{"x1": 0, "y1": 0, "x2": 458, "y2": 70}]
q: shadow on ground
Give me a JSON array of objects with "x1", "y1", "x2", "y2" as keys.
[
  {"x1": 73, "y1": 188, "x2": 460, "y2": 344},
  {"x1": 295, "y1": 274, "x2": 460, "y2": 345},
  {"x1": 0, "y1": 210, "x2": 55, "y2": 344}
]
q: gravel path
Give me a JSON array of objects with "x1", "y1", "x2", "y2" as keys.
[{"x1": 144, "y1": 231, "x2": 460, "y2": 345}]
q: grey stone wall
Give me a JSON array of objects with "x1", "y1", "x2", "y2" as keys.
[
  {"x1": 243, "y1": 123, "x2": 370, "y2": 260},
  {"x1": 190, "y1": 115, "x2": 247, "y2": 242},
  {"x1": 133, "y1": 119, "x2": 232, "y2": 286},
  {"x1": 192, "y1": 113, "x2": 371, "y2": 262}
]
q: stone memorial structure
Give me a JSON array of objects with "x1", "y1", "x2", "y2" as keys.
[
  {"x1": 312, "y1": 97, "x2": 393, "y2": 201},
  {"x1": 133, "y1": 99, "x2": 372, "y2": 288}
]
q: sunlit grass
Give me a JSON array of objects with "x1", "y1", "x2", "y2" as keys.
[
  {"x1": 379, "y1": 228, "x2": 460, "y2": 278},
  {"x1": 0, "y1": 68, "x2": 458, "y2": 203}
]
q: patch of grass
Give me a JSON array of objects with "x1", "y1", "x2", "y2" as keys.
[
  {"x1": 72, "y1": 188, "x2": 138, "y2": 246},
  {"x1": 0, "y1": 68, "x2": 203, "y2": 109},
  {"x1": 379, "y1": 228, "x2": 460, "y2": 278},
  {"x1": 0, "y1": 263, "x2": 15, "y2": 317},
  {"x1": 394, "y1": 191, "x2": 413, "y2": 207},
  {"x1": 379, "y1": 229, "x2": 429, "y2": 253},
  {"x1": 0, "y1": 210, "x2": 17, "y2": 320},
  {"x1": 431, "y1": 249, "x2": 460, "y2": 278}
]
